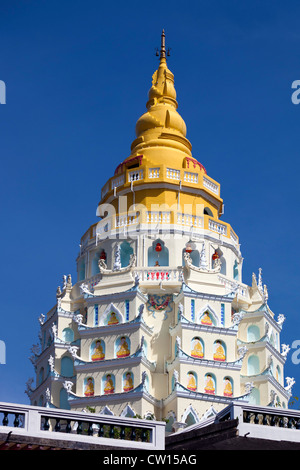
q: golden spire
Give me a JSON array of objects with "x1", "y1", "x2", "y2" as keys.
[
  {"x1": 130, "y1": 30, "x2": 192, "y2": 164},
  {"x1": 158, "y1": 29, "x2": 167, "y2": 62}
]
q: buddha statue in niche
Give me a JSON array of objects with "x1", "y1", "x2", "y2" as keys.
[
  {"x1": 204, "y1": 374, "x2": 215, "y2": 394},
  {"x1": 213, "y1": 340, "x2": 226, "y2": 361},
  {"x1": 191, "y1": 338, "x2": 204, "y2": 358},
  {"x1": 116, "y1": 336, "x2": 130, "y2": 358},
  {"x1": 84, "y1": 377, "x2": 94, "y2": 397},
  {"x1": 91, "y1": 340, "x2": 105, "y2": 361},
  {"x1": 103, "y1": 374, "x2": 114, "y2": 394},
  {"x1": 187, "y1": 372, "x2": 197, "y2": 391}
]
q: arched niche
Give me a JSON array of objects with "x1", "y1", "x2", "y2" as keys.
[
  {"x1": 191, "y1": 337, "x2": 204, "y2": 359},
  {"x1": 198, "y1": 304, "x2": 218, "y2": 326},
  {"x1": 181, "y1": 405, "x2": 199, "y2": 427},
  {"x1": 247, "y1": 355, "x2": 260, "y2": 375},
  {"x1": 84, "y1": 377, "x2": 95, "y2": 397},
  {"x1": 223, "y1": 376, "x2": 233, "y2": 397},
  {"x1": 120, "y1": 241, "x2": 134, "y2": 267},
  {"x1": 204, "y1": 373, "x2": 216, "y2": 395},
  {"x1": 115, "y1": 336, "x2": 130, "y2": 358},
  {"x1": 61, "y1": 356, "x2": 74, "y2": 377},
  {"x1": 91, "y1": 250, "x2": 102, "y2": 276},
  {"x1": 90, "y1": 339, "x2": 105, "y2": 361},
  {"x1": 213, "y1": 340, "x2": 226, "y2": 361},
  {"x1": 182, "y1": 241, "x2": 200, "y2": 267},
  {"x1": 213, "y1": 248, "x2": 226, "y2": 275},
  {"x1": 123, "y1": 371, "x2": 134, "y2": 392},
  {"x1": 100, "y1": 303, "x2": 124, "y2": 326},
  {"x1": 102, "y1": 373, "x2": 115, "y2": 395},
  {"x1": 62, "y1": 327, "x2": 74, "y2": 343},
  {"x1": 247, "y1": 325, "x2": 260, "y2": 342},
  {"x1": 148, "y1": 239, "x2": 169, "y2": 266},
  {"x1": 187, "y1": 371, "x2": 197, "y2": 391}
]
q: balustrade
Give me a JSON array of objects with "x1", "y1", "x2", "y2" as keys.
[{"x1": 0, "y1": 402, "x2": 164, "y2": 450}]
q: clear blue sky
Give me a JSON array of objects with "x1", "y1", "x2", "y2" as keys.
[{"x1": 1, "y1": 0, "x2": 300, "y2": 406}]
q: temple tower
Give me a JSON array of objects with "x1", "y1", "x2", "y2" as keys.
[{"x1": 27, "y1": 32, "x2": 292, "y2": 430}]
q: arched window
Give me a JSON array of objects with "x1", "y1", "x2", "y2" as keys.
[
  {"x1": 61, "y1": 356, "x2": 74, "y2": 377},
  {"x1": 120, "y1": 241, "x2": 134, "y2": 268},
  {"x1": 148, "y1": 239, "x2": 169, "y2": 266},
  {"x1": 62, "y1": 328, "x2": 74, "y2": 343},
  {"x1": 247, "y1": 355, "x2": 260, "y2": 375},
  {"x1": 204, "y1": 207, "x2": 213, "y2": 216}
]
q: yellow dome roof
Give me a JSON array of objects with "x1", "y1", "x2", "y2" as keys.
[{"x1": 129, "y1": 30, "x2": 192, "y2": 167}]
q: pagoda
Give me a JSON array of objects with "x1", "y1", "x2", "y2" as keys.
[{"x1": 27, "y1": 31, "x2": 293, "y2": 431}]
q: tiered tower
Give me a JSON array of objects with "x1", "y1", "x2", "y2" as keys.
[{"x1": 27, "y1": 32, "x2": 293, "y2": 431}]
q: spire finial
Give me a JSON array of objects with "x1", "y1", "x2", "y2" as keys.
[
  {"x1": 160, "y1": 29, "x2": 166, "y2": 60},
  {"x1": 156, "y1": 29, "x2": 170, "y2": 61}
]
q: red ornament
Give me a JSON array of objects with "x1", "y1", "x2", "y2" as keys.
[
  {"x1": 185, "y1": 244, "x2": 193, "y2": 253},
  {"x1": 155, "y1": 242, "x2": 162, "y2": 252},
  {"x1": 100, "y1": 250, "x2": 106, "y2": 260},
  {"x1": 212, "y1": 250, "x2": 219, "y2": 260}
]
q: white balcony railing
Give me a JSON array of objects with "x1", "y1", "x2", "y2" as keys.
[
  {"x1": 0, "y1": 401, "x2": 165, "y2": 450},
  {"x1": 166, "y1": 168, "x2": 180, "y2": 180},
  {"x1": 134, "y1": 267, "x2": 183, "y2": 283},
  {"x1": 184, "y1": 171, "x2": 198, "y2": 184},
  {"x1": 149, "y1": 168, "x2": 160, "y2": 178},
  {"x1": 203, "y1": 176, "x2": 219, "y2": 195},
  {"x1": 128, "y1": 169, "x2": 144, "y2": 182},
  {"x1": 208, "y1": 219, "x2": 227, "y2": 236}
]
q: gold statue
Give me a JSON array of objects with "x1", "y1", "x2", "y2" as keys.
[
  {"x1": 91, "y1": 340, "x2": 105, "y2": 361},
  {"x1": 103, "y1": 374, "x2": 114, "y2": 394},
  {"x1": 116, "y1": 336, "x2": 130, "y2": 358},
  {"x1": 123, "y1": 372, "x2": 134, "y2": 392},
  {"x1": 84, "y1": 377, "x2": 94, "y2": 397},
  {"x1": 213, "y1": 340, "x2": 226, "y2": 361},
  {"x1": 204, "y1": 374, "x2": 215, "y2": 394},
  {"x1": 191, "y1": 338, "x2": 204, "y2": 358},
  {"x1": 187, "y1": 372, "x2": 197, "y2": 391}
]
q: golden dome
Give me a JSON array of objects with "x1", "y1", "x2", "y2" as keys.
[{"x1": 130, "y1": 30, "x2": 192, "y2": 165}]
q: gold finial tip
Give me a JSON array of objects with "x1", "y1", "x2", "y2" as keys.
[{"x1": 160, "y1": 29, "x2": 166, "y2": 60}]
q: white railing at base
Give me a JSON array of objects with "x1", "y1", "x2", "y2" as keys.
[{"x1": 0, "y1": 402, "x2": 165, "y2": 450}]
